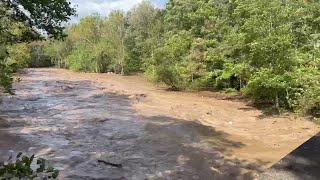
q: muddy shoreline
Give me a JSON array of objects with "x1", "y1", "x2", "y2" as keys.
[{"x1": 0, "y1": 68, "x2": 318, "y2": 179}]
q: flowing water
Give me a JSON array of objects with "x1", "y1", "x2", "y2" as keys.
[{"x1": 0, "y1": 69, "x2": 309, "y2": 180}]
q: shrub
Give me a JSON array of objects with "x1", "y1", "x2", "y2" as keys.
[{"x1": 0, "y1": 153, "x2": 59, "y2": 179}]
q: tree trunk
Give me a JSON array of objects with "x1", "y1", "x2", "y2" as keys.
[
  {"x1": 275, "y1": 93, "x2": 280, "y2": 113},
  {"x1": 121, "y1": 64, "x2": 124, "y2": 75},
  {"x1": 119, "y1": 23, "x2": 125, "y2": 75},
  {"x1": 95, "y1": 60, "x2": 98, "y2": 73},
  {"x1": 59, "y1": 55, "x2": 62, "y2": 68}
]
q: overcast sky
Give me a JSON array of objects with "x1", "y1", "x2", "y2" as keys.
[{"x1": 68, "y1": 0, "x2": 167, "y2": 23}]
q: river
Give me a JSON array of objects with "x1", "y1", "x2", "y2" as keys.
[{"x1": 0, "y1": 68, "x2": 318, "y2": 180}]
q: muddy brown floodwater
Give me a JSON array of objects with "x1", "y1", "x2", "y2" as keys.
[{"x1": 0, "y1": 68, "x2": 319, "y2": 180}]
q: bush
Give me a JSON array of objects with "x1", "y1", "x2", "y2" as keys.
[
  {"x1": 245, "y1": 68, "x2": 294, "y2": 109},
  {"x1": 0, "y1": 153, "x2": 59, "y2": 179},
  {"x1": 295, "y1": 68, "x2": 320, "y2": 116},
  {"x1": 0, "y1": 61, "x2": 13, "y2": 94},
  {"x1": 299, "y1": 86, "x2": 320, "y2": 117},
  {"x1": 6, "y1": 43, "x2": 31, "y2": 71}
]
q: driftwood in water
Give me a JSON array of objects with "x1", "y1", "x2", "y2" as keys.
[{"x1": 98, "y1": 159, "x2": 123, "y2": 168}]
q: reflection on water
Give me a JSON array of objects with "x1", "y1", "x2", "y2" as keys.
[{"x1": 0, "y1": 69, "x2": 260, "y2": 180}]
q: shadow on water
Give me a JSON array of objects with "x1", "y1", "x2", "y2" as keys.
[
  {"x1": 259, "y1": 133, "x2": 320, "y2": 180},
  {"x1": 138, "y1": 116, "x2": 263, "y2": 179},
  {"x1": 0, "y1": 73, "x2": 265, "y2": 179},
  {"x1": 0, "y1": 117, "x2": 31, "y2": 158}
]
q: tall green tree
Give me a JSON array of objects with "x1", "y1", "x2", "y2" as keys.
[
  {"x1": 126, "y1": 1, "x2": 164, "y2": 73},
  {"x1": 0, "y1": 0, "x2": 76, "y2": 93},
  {"x1": 64, "y1": 15, "x2": 104, "y2": 72},
  {"x1": 103, "y1": 11, "x2": 126, "y2": 74}
]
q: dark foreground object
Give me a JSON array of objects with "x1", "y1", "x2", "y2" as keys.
[{"x1": 259, "y1": 133, "x2": 320, "y2": 180}]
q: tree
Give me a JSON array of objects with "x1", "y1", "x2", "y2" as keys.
[
  {"x1": 1, "y1": 0, "x2": 76, "y2": 39},
  {"x1": 42, "y1": 0, "x2": 320, "y2": 115},
  {"x1": 126, "y1": 1, "x2": 163, "y2": 73},
  {"x1": 103, "y1": 11, "x2": 126, "y2": 75},
  {"x1": 6, "y1": 43, "x2": 31, "y2": 71},
  {"x1": 0, "y1": 0, "x2": 76, "y2": 93},
  {"x1": 64, "y1": 15, "x2": 104, "y2": 72}
]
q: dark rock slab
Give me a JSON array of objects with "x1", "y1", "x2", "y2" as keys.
[{"x1": 259, "y1": 133, "x2": 320, "y2": 180}]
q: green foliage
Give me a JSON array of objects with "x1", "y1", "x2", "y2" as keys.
[
  {"x1": 43, "y1": 0, "x2": 320, "y2": 116},
  {"x1": 27, "y1": 42, "x2": 52, "y2": 68},
  {"x1": 246, "y1": 68, "x2": 294, "y2": 109},
  {"x1": 0, "y1": 153, "x2": 59, "y2": 179},
  {"x1": 2, "y1": 0, "x2": 76, "y2": 39},
  {"x1": 44, "y1": 40, "x2": 69, "y2": 68},
  {"x1": 65, "y1": 43, "x2": 101, "y2": 72},
  {"x1": 6, "y1": 43, "x2": 31, "y2": 71},
  {"x1": 126, "y1": 1, "x2": 164, "y2": 73},
  {"x1": 0, "y1": 60, "x2": 13, "y2": 94},
  {"x1": 0, "y1": 0, "x2": 75, "y2": 94},
  {"x1": 44, "y1": 13, "x2": 128, "y2": 73},
  {"x1": 293, "y1": 68, "x2": 320, "y2": 116}
]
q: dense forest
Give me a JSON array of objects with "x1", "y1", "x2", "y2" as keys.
[{"x1": 1, "y1": 0, "x2": 320, "y2": 116}]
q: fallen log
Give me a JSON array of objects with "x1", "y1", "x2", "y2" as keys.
[{"x1": 98, "y1": 159, "x2": 123, "y2": 168}]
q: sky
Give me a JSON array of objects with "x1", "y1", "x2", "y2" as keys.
[{"x1": 68, "y1": 0, "x2": 168, "y2": 23}]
